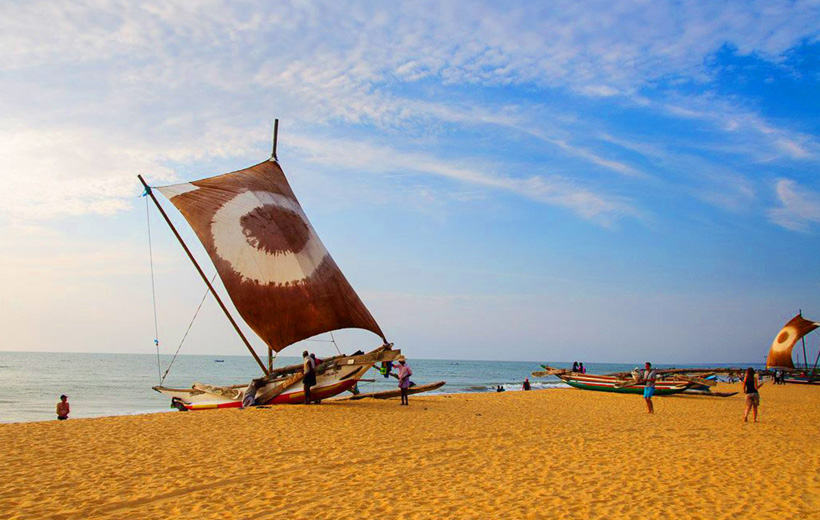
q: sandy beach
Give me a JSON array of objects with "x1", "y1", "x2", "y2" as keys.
[{"x1": 1, "y1": 383, "x2": 818, "y2": 520}]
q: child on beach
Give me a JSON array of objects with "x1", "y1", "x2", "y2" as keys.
[
  {"x1": 56, "y1": 395, "x2": 70, "y2": 420},
  {"x1": 742, "y1": 367, "x2": 762, "y2": 423}
]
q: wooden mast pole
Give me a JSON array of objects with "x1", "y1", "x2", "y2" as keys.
[
  {"x1": 800, "y1": 309, "x2": 808, "y2": 371},
  {"x1": 138, "y1": 174, "x2": 270, "y2": 377},
  {"x1": 267, "y1": 117, "x2": 280, "y2": 372},
  {"x1": 272, "y1": 119, "x2": 279, "y2": 161}
]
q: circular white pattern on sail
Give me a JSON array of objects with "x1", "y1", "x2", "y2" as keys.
[
  {"x1": 211, "y1": 190, "x2": 329, "y2": 285},
  {"x1": 771, "y1": 326, "x2": 796, "y2": 353}
]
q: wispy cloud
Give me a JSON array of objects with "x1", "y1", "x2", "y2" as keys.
[
  {"x1": 768, "y1": 179, "x2": 820, "y2": 232},
  {"x1": 286, "y1": 133, "x2": 642, "y2": 226},
  {"x1": 0, "y1": 0, "x2": 818, "y2": 227}
]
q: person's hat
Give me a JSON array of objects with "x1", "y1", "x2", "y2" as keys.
[{"x1": 397, "y1": 355, "x2": 406, "y2": 362}]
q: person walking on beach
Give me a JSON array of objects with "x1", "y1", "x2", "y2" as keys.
[
  {"x1": 642, "y1": 362, "x2": 657, "y2": 414},
  {"x1": 395, "y1": 356, "x2": 412, "y2": 405},
  {"x1": 742, "y1": 367, "x2": 763, "y2": 423},
  {"x1": 56, "y1": 395, "x2": 70, "y2": 420},
  {"x1": 302, "y1": 350, "x2": 317, "y2": 404}
]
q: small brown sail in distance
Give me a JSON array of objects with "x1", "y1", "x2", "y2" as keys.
[
  {"x1": 767, "y1": 314, "x2": 819, "y2": 369},
  {"x1": 156, "y1": 159, "x2": 386, "y2": 353}
]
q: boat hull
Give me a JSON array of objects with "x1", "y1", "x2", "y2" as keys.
[
  {"x1": 783, "y1": 376, "x2": 820, "y2": 385},
  {"x1": 559, "y1": 373, "x2": 690, "y2": 396},
  {"x1": 155, "y1": 363, "x2": 370, "y2": 410}
]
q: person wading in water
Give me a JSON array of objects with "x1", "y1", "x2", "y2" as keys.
[{"x1": 303, "y1": 350, "x2": 317, "y2": 404}]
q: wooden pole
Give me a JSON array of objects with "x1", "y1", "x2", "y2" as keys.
[
  {"x1": 272, "y1": 119, "x2": 279, "y2": 160},
  {"x1": 138, "y1": 175, "x2": 270, "y2": 376},
  {"x1": 802, "y1": 336, "x2": 809, "y2": 371}
]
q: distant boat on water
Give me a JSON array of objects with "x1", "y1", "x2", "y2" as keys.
[{"x1": 214, "y1": 360, "x2": 224, "y2": 363}]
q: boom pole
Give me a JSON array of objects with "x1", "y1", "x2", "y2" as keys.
[{"x1": 138, "y1": 174, "x2": 270, "y2": 377}]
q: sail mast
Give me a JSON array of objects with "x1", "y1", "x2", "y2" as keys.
[
  {"x1": 138, "y1": 174, "x2": 271, "y2": 376},
  {"x1": 800, "y1": 309, "x2": 809, "y2": 370},
  {"x1": 267, "y1": 118, "x2": 280, "y2": 372},
  {"x1": 272, "y1": 118, "x2": 279, "y2": 161}
]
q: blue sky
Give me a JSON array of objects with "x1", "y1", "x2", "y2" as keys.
[{"x1": 1, "y1": 1, "x2": 819, "y2": 364}]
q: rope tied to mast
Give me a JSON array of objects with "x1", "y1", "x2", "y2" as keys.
[
  {"x1": 145, "y1": 195, "x2": 162, "y2": 385},
  {"x1": 160, "y1": 274, "x2": 217, "y2": 386}
]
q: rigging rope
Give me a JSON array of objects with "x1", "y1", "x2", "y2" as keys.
[
  {"x1": 145, "y1": 197, "x2": 162, "y2": 384},
  {"x1": 329, "y1": 331, "x2": 343, "y2": 356},
  {"x1": 160, "y1": 273, "x2": 217, "y2": 386}
]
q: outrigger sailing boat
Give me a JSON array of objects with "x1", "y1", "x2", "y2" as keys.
[
  {"x1": 141, "y1": 121, "x2": 441, "y2": 410},
  {"x1": 534, "y1": 366, "x2": 694, "y2": 396},
  {"x1": 766, "y1": 312, "x2": 820, "y2": 384}
]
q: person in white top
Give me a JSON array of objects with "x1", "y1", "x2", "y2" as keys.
[
  {"x1": 642, "y1": 362, "x2": 657, "y2": 414},
  {"x1": 395, "y1": 356, "x2": 413, "y2": 406}
]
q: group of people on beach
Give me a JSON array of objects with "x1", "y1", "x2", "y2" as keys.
[
  {"x1": 240, "y1": 350, "x2": 414, "y2": 408},
  {"x1": 636, "y1": 362, "x2": 763, "y2": 422},
  {"x1": 772, "y1": 369, "x2": 787, "y2": 385},
  {"x1": 54, "y1": 358, "x2": 765, "y2": 421}
]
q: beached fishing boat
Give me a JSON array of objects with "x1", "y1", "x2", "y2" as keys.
[
  {"x1": 335, "y1": 381, "x2": 447, "y2": 401},
  {"x1": 556, "y1": 372, "x2": 691, "y2": 395},
  {"x1": 532, "y1": 365, "x2": 695, "y2": 395},
  {"x1": 141, "y1": 121, "x2": 439, "y2": 410}
]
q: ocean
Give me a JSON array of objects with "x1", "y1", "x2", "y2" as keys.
[{"x1": 0, "y1": 352, "x2": 760, "y2": 423}]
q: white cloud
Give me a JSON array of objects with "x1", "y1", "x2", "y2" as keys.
[
  {"x1": 768, "y1": 179, "x2": 820, "y2": 232},
  {"x1": 0, "y1": 0, "x2": 817, "y2": 224},
  {"x1": 286, "y1": 133, "x2": 642, "y2": 226}
]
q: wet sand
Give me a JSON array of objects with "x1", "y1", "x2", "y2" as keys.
[{"x1": 1, "y1": 382, "x2": 818, "y2": 519}]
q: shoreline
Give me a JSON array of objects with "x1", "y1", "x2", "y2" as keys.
[
  {"x1": 2, "y1": 383, "x2": 818, "y2": 519},
  {"x1": 0, "y1": 384, "x2": 572, "y2": 425}
]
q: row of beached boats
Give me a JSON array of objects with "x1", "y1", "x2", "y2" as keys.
[
  {"x1": 140, "y1": 121, "x2": 816, "y2": 412},
  {"x1": 529, "y1": 312, "x2": 820, "y2": 396}
]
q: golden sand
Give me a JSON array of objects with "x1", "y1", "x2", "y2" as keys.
[{"x1": 1, "y1": 383, "x2": 819, "y2": 519}]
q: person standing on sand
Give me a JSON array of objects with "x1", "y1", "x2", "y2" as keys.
[
  {"x1": 742, "y1": 367, "x2": 763, "y2": 423},
  {"x1": 303, "y1": 350, "x2": 317, "y2": 404},
  {"x1": 642, "y1": 362, "x2": 657, "y2": 414},
  {"x1": 56, "y1": 395, "x2": 70, "y2": 420},
  {"x1": 395, "y1": 356, "x2": 412, "y2": 405},
  {"x1": 522, "y1": 378, "x2": 531, "y2": 391}
]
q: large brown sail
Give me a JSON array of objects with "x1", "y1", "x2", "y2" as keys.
[
  {"x1": 767, "y1": 314, "x2": 819, "y2": 368},
  {"x1": 156, "y1": 159, "x2": 386, "y2": 352}
]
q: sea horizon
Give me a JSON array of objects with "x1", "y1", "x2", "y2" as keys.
[{"x1": 0, "y1": 351, "x2": 765, "y2": 424}]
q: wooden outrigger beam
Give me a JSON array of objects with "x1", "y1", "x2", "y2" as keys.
[{"x1": 138, "y1": 174, "x2": 270, "y2": 377}]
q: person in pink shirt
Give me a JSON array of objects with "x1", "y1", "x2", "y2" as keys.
[{"x1": 395, "y1": 356, "x2": 413, "y2": 406}]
